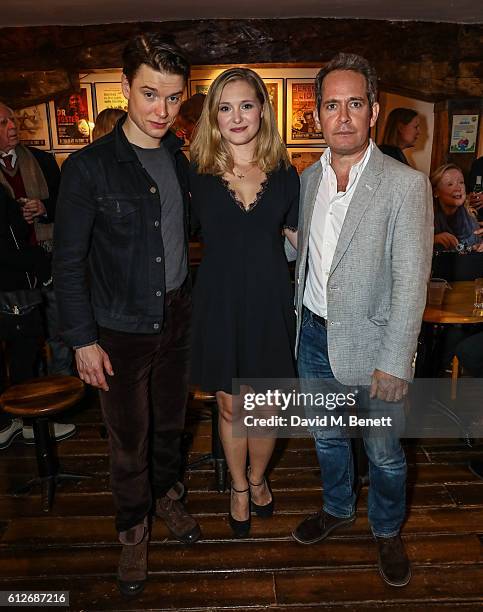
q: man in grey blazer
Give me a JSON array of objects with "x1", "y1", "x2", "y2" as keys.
[{"x1": 291, "y1": 54, "x2": 433, "y2": 587}]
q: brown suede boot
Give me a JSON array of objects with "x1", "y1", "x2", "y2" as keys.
[
  {"x1": 117, "y1": 517, "x2": 149, "y2": 597},
  {"x1": 376, "y1": 534, "x2": 411, "y2": 587},
  {"x1": 155, "y1": 481, "x2": 201, "y2": 544}
]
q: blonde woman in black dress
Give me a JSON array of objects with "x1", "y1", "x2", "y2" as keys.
[{"x1": 189, "y1": 68, "x2": 298, "y2": 537}]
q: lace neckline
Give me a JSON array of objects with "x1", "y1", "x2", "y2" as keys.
[{"x1": 220, "y1": 175, "x2": 269, "y2": 213}]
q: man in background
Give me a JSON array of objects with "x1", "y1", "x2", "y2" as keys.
[{"x1": 0, "y1": 103, "x2": 75, "y2": 447}]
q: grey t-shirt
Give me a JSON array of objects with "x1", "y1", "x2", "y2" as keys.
[{"x1": 133, "y1": 143, "x2": 187, "y2": 292}]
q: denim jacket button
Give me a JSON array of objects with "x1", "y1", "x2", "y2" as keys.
[{"x1": 150, "y1": 186, "x2": 157, "y2": 194}]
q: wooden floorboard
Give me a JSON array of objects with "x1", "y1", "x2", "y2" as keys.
[
  {"x1": 0, "y1": 395, "x2": 482, "y2": 610},
  {"x1": 0, "y1": 534, "x2": 482, "y2": 578},
  {"x1": 274, "y1": 566, "x2": 483, "y2": 605},
  {"x1": 1, "y1": 463, "x2": 480, "y2": 498}
]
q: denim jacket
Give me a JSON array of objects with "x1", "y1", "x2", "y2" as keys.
[{"x1": 53, "y1": 118, "x2": 190, "y2": 348}]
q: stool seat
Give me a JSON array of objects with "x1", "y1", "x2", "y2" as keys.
[
  {"x1": 0, "y1": 375, "x2": 87, "y2": 512},
  {"x1": 1, "y1": 375, "x2": 84, "y2": 418}
]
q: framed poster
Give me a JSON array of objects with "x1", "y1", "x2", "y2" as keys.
[
  {"x1": 49, "y1": 83, "x2": 94, "y2": 149},
  {"x1": 450, "y1": 114, "x2": 479, "y2": 153},
  {"x1": 14, "y1": 104, "x2": 51, "y2": 150},
  {"x1": 286, "y1": 79, "x2": 324, "y2": 145},
  {"x1": 189, "y1": 79, "x2": 212, "y2": 97},
  {"x1": 263, "y1": 78, "x2": 284, "y2": 137},
  {"x1": 94, "y1": 82, "x2": 128, "y2": 114},
  {"x1": 288, "y1": 148, "x2": 325, "y2": 175}
]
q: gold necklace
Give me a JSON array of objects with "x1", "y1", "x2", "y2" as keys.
[{"x1": 233, "y1": 163, "x2": 255, "y2": 180}]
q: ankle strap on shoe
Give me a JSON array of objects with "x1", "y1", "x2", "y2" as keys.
[
  {"x1": 249, "y1": 476, "x2": 266, "y2": 487},
  {"x1": 247, "y1": 467, "x2": 265, "y2": 487}
]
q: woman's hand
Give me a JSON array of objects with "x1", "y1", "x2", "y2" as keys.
[
  {"x1": 434, "y1": 232, "x2": 459, "y2": 250},
  {"x1": 471, "y1": 227, "x2": 483, "y2": 252},
  {"x1": 284, "y1": 228, "x2": 297, "y2": 249}
]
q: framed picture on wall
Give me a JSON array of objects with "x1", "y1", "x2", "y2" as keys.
[
  {"x1": 286, "y1": 79, "x2": 324, "y2": 145},
  {"x1": 450, "y1": 114, "x2": 479, "y2": 153},
  {"x1": 288, "y1": 147, "x2": 325, "y2": 175},
  {"x1": 14, "y1": 104, "x2": 51, "y2": 150},
  {"x1": 49, "y1": 83, "x2": 94, "y2": 149},
  {"x1": 263, "y1": 78, "x2": 284, "y2": 137},
  {"x1": 94, "y1": 82, "x2": 127, "y2": 115},
  {"x1": 189, "y1": 79, "x2": 212, "y2": 97}
]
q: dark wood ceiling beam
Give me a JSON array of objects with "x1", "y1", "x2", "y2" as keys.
[{"x1": 0, "y1": 19, "x2": 481, "y2": 108}]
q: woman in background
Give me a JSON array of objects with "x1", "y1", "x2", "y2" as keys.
[
  {"x1": 379, "y1": 107, "x2": 420, "y2": 165},
  {"x1": 92, "y1": 108, "x2": 126, "y2": 141},
  {"x1": 175, "y1": 93, "x2": 206, "y2": 144},
  {"x1": 189, "y1": 68, "x2": 299, "y2": 537},
  {"x1": 430, "y1": 163, "x2": 482, "y2": 252}
]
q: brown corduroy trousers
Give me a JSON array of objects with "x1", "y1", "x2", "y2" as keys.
[{"x1": 98, "y1": 283, "x2": 191, "y2": 532}]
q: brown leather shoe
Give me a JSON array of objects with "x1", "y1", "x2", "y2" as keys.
[
  {"x1": 376, "y1": 534, "x2": 411, "y2": 587},
  {"x1": 117, "y1": 518, "x2": 149, "y2": 597},
  {"x1": 155, "y1": 482, "x2": 201, "y2": 544},
  {"x1": 292, "y1": 510, "x2": 355, "y2": 544}
]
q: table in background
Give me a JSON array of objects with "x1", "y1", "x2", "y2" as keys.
[{"x1": 416, "y1": 281, "x2": 483, "y2": 377}]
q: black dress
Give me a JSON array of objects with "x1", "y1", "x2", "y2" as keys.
[
  {"x1": 189, "y1": 164, "x2": 300, "y2": 393},
  {"x1": 378, "y1": 144, "x2": 409, "y2": 165}
]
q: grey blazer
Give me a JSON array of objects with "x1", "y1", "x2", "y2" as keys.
[{"x1": 294, "y1": 147, "x2": 434, "y2": 385}]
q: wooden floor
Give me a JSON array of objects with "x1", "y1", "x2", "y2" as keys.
[{"x1": 0, "y1": 392, "x2": 482, "y2": 611}]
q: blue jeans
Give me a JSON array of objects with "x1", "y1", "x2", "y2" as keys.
[{"x1": 297, "y1": 307, "x2": 407, "y2": 537}]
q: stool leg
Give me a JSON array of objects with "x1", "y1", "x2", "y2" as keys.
[
  {"x1": 211, "y1": 404, "x2": 226, "y2": 493},
  {"x1": 33, "y1": 418, "x2": 90, "y2": 483},
  {"x1": 33, "y1": 418, "x2": 58, "y2": 478},
  {"x1": 33, "y1": 418, "x2": 58, "y2": 512},
  {"x1": 10, "y1": 418, "x2": 91, "y2": 511},
  {"x1": 11, "y1": 478, "x2": 39, "y2": 496},
  {"x1": 40, "y1": 477, "x2": 55, "y2": 513}
]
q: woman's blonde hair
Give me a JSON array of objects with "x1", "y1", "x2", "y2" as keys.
[
  {"x1": 430, "y1": 163, "x2": 476, "y2": 215},
  {"x1": 430, "y1": 163, "x2": 463, "y2": 192},
  {"x1": 190, "y1": 67, "x2": 289, "y2": 175},
  {"x1": 92, "y1": 108, "x2": 126, "y2": 141}
]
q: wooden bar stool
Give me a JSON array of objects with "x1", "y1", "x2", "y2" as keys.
[
  {"x1": 0, "y1": 375, "x2": 88, "y2": 512},
  {"x1": 187, "y1": 387, "x2": 227, "y2": 493}
]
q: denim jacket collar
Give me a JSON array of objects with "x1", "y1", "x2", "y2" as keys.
[{"x1": 114, "y1": 116, "x2": 184, "y2": 163}]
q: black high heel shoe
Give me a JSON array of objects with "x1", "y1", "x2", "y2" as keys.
[
  {"x1": 249, "y1": 471, "x2": 274, "y2": 518},
  {"x1": 228, "y1": 485, "x2": 251, "y2": 538}
]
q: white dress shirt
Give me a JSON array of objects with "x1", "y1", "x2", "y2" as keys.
[
  {"x1": 0, "y1": 148, "x2": 17, "y2": 169},
  {"x1": 303, "y1": 140, "x2": 375, "y2": 318}
]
